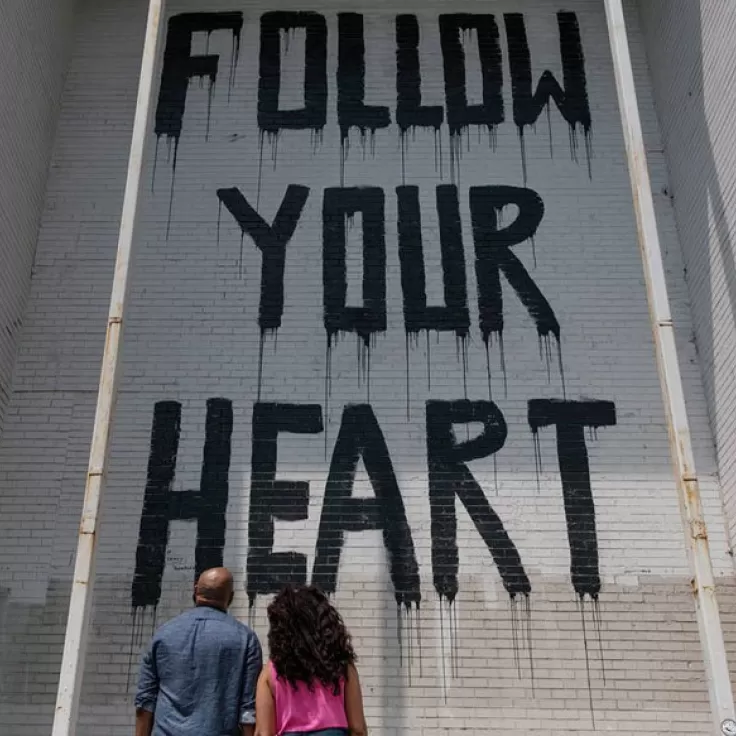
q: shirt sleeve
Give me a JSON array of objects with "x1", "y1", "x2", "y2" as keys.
[
  {"x1": 135, "y1": 642, "x2": 159, "y2": 713},
  {"x1": 239, "y1": 630, "x2": 263, "y2": 725}
]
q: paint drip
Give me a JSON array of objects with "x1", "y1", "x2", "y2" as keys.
[
  {"x1": 577, "y1": 594, "x2": 608, "y2": 728},
  {"x1": 128, "y1": 606, "x2": 157, "y2": 691},
  {"x1": 538, "y1": 333, "x2": 567, "y2": 397},
  {"x1": 396, "y1": 602, "x2": 423, "y2": 684},
  {"x1": 153, "y1": 15, "x2": 242, "y2": 237},
  {"x1": 531, "y1": 425, "x2": 543, "y2": 492},
  {"x1": 509, "y1": 594, "x2": 535, "y2": 693},
  {"x1": 504, "y1": 12, "x2": 592, "y2": 184}
]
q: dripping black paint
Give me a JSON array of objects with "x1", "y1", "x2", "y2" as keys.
[
  {"x1": 426, "y1": 399, "x2": 531, "y2": 602},
  {"x1": 323, "y1": 186, "x2": 387, "y2": 414},
  {"x1": 439, "y1": 14, "x2": 504, "y2": 184},
  {"x1": 527, "y1": 398, "x2": 616, "y2": 599},
  {"x1": 258, "y1": 12, "x2": 328, "y2": 200},
  {"x1": 396, "y1": 15, "x2": 444, "y2": 184},
  {"x1": 217, "y1": 185, "x2": 309, "y2": 398},
  {"x1": 132, "y1": 398, "x2": 233, "y2": 611},
  {"x1": 505, "y1": 12, "x2": 592, "y2": 182},
  {"x1": 312, "y1": 404, "x2": 421, "y2": 608},
  {"x1": 397, "y1": 184, "x2": 470, "y2": 413},
  {"x1": 247, "y1": 403, "x2": 323, "y2": 605},
  {"x1": 337, "y1": 13, "x2": 391, "y2": 185},
  {"x1": 154, "y1": 12, "x2": 243, "y2": 235}
]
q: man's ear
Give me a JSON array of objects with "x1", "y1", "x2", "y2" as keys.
[{"x1": 228, "y1": 591, "x2": 234, "y2": 606}]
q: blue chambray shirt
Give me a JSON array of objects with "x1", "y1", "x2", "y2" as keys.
[{"x1": 135, "y1": 606, "x2": 262, "y2": 736}]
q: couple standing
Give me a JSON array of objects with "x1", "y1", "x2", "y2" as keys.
[{"x1": 135, "y1": 568, "x2": 368, "y2": 736}]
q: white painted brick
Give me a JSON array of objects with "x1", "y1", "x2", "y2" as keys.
[
  {"x1": 639, "y1": 1, "x2": 736, "y2": 554},
  {"x1": 0, "y1": 0, "x2": 735, "y2": 734},
  {"x1": 0, "y1": 0, "x2": 76, "y2": 431}
]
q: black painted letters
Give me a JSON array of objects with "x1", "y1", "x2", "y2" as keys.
[
  {"x1": 247, "y1": 403, "x2": 324, "y2": 602},
  {"x1": 470, "y1": 185, "x2": 557, "y2": 345},
  {"x1": 323, "y1": 187, "x2": 387, "y2": 346},
  {"x1": 313, "y1": 404, "x2": 421, "y2": 606},
  {"x1": 439, "y1": 15, "x2": 504, "y2": 139},
  {"x1": 258, "y1": 12, "x2": 328, "y2": 133},
  {"x1": 397, "y1": 185, "x2": 469, "y2": 336},
  {"x1": 528, "y1": 399, "x2": 616, "y2": 599},
  {"x1": 338, "y1": 14, "x2": 391, "y2": 145},
  {"x1": 396, "y1": 15, "x2": 444, "y2": 133},
  {"x1": 218, "y1": 186, "x2": 309, "y2": 332},
  {"x1": 132, "y1": 399, "x2": 233, "y2": 610},
  {"x1": 426, "y1": 400, "x2": 530, "y2": 600},
  {"x1": 156, "y1": 13, "x2": 243, "y2": 145}
]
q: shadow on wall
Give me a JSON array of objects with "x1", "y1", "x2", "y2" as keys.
[{"x1": 640, "y1": 1, "x2": 736, "y2": 525}]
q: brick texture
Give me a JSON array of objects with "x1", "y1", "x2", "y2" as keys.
[
  {"x1": 639, "y1": 1, "x2": 736, "y2": 553},
  {"x1": 0, "y1": 0, "x2": 734, "y2": 734},
  {"x1": 0, "y1": 0, "x2": 76, "y2": 433}
]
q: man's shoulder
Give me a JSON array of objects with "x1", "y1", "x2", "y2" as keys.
[
  {"x1": 220, "y1": 613, "x2": 256, "y2": 637},
  {"x1": 153, "y1": 607, "x2": 256, "y2": 639}
]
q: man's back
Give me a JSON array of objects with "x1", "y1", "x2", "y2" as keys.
[{"x1": 135, "y1": 605, "x2": 262, "y2": 736}]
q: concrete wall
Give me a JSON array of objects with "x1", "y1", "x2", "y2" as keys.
[
  {"x1": 0, "y1": 0, "x2": 77, "y2": 432},
  {"x1": 639, "y1": 0, "x2": 736, "y2": 551},
  {"x1": 1, "y1": 0, "x2": 734, "y2": 733}
]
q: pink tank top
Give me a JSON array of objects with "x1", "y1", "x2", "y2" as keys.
[{"x1": 269, "y1": 660, "x2": 348, "y2": 735}]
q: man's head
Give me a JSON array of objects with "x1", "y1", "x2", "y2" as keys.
[{"x1": 194, "y1": 567, "x2": 234, "y2": 611}]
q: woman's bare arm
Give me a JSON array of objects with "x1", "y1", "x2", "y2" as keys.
[
  {"x1": 344, "y1": 664, "x2": 368, "y2": 736},
  {"x1": 253, "y1": 665, "x2": 276, "y2": 736}
]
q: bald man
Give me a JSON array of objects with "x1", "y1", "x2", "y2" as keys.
[{"x1": 135, "y1": 568, "x2": 262, "y2": 736}]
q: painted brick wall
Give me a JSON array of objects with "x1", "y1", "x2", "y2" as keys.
[
  {"x1": 0, "y1": 0, "x2": 77, "y2": 433},
  {"x1": 0, "y1": 0, "x2": 735, "y2": 734},
  {"x1": 639, "y1": 1, "x2": 736, "y2": 551}
]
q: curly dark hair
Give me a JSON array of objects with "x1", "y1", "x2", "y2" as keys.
[{"x1": 267, "y1": 585, "x2": 356, "y2": 693}]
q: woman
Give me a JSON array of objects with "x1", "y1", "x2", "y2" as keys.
[{"x1": 254, "y1": 585, "x2": 368, "y2": 736}]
